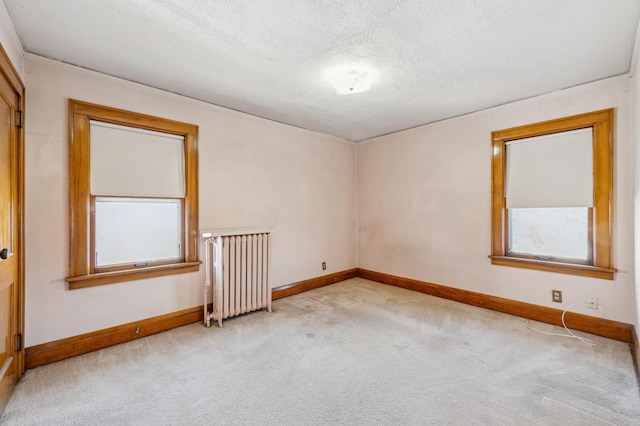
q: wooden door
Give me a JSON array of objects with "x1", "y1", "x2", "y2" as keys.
[{"x1": 0, "y1": 46, "x2": 23, "y2": 415}]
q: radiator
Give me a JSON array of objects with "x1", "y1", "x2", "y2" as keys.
[{"x1": 202, "y1": 230, "x2": 272, "y2": 327}]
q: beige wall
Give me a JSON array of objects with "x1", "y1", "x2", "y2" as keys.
[
  {"x1": 0, "y1": 1, "x2": 23, "y2": 78},
  {"x1": 358, "y1": 75, "x2": 636, "y2": 324},
  {"x1": 24, "y1": 54, "x2": 357, "y2": 346},
  {"x1": 24, "y1": 53, "x2": 640, "y2": 347}
]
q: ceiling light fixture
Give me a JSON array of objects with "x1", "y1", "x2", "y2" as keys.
[{"x1": 326, "y1": 64, "x2": 373, "y2": 95}]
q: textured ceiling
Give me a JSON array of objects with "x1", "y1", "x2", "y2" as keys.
[{"x1": 4, "y1": 0, "x2": 640, "y2": 141}]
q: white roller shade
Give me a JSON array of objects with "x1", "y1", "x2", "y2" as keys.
[
  {"x1": 90, "y1": 121, "x2": 185, "y2": 197},
  {"x1": 505, "y1": 128, "x2": 593, "y2": 208}
]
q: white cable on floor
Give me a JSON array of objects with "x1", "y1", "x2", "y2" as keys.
[{"x1": 525, "y1": 301, "x2": 596, "y2": 346}]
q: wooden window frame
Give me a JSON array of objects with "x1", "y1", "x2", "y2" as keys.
[
  {"x1": 66, "y1": 100, "x2": 200, "y2": 289},
  {"x1": 490, "y1": 109, "x2": 616, "y2": 280}
]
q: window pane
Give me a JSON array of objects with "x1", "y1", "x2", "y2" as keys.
[
  {"x1": 95, "y1": 198, "x2": 181, "y2": 267},
  {"x1": 508, "y1": 207, "x2": 589, "y2": 261}
]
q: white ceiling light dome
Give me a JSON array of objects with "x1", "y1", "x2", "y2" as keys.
[{"x1": 325, "y1": 64, "x2": 375, "y2": 95}]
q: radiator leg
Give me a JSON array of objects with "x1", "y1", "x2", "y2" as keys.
[
  {"x1": 204, "y1": 287, "x2": 211, "y2": 327},
  {"x1": 204, "y1": 243, "x2": 212, "y2": 328}
]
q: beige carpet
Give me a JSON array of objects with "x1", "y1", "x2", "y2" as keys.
[{"x1": 2, "y1": 278, "x2": 640, "y2": 425}]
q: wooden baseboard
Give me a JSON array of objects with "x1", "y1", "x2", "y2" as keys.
[
  {"x1": 272, "y1": 268, "x2": 358, "y2": 300},
  {"x1": 25, "y1": 305, "x2": 207, "y2": 369},
  {"x1": 357, "y1": 268, "x2": 633, "y2": 343},
  {"x1": 632, "y1": 326, "x2": 640, "y2": 389},
  {"x1": 25, "y1": 268, "x2": 358, "y2": 369}
]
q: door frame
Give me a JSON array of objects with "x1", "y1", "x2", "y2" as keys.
[{"x1": 0, "y1": 42, "x2": 25, "y2": 381}]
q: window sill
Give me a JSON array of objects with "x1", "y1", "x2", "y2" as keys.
[
  {"x1": 65, "y1": 261, "x2": 201, "y2": 290},
  {"x1": 489, "y1": 256, "x2": 616, "y2": 280}
]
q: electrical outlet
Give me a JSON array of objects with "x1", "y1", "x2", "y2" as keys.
[
  {"x1": 552, "y1": 290, "x2": 562, "y2": 303},
  {"x1": 587, "y1": 296, "x2": 598, "y2": 310},
  {"x1": 322, "y1": 261, "x2": 326, "y2": 271}
]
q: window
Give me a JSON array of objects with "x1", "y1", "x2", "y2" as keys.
[
  {"x1": 490, "y1": 109, "x2": 616, "y2": 279},
  {"x1": 66, "y1": 100, "x2": 200, "y2": 289},
  {"x1": 93, "y1": 197, "x2": 182, "y2": 270},
  {"x1": 508, "y1": 207, "x2": 591, "y2": 263}
]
